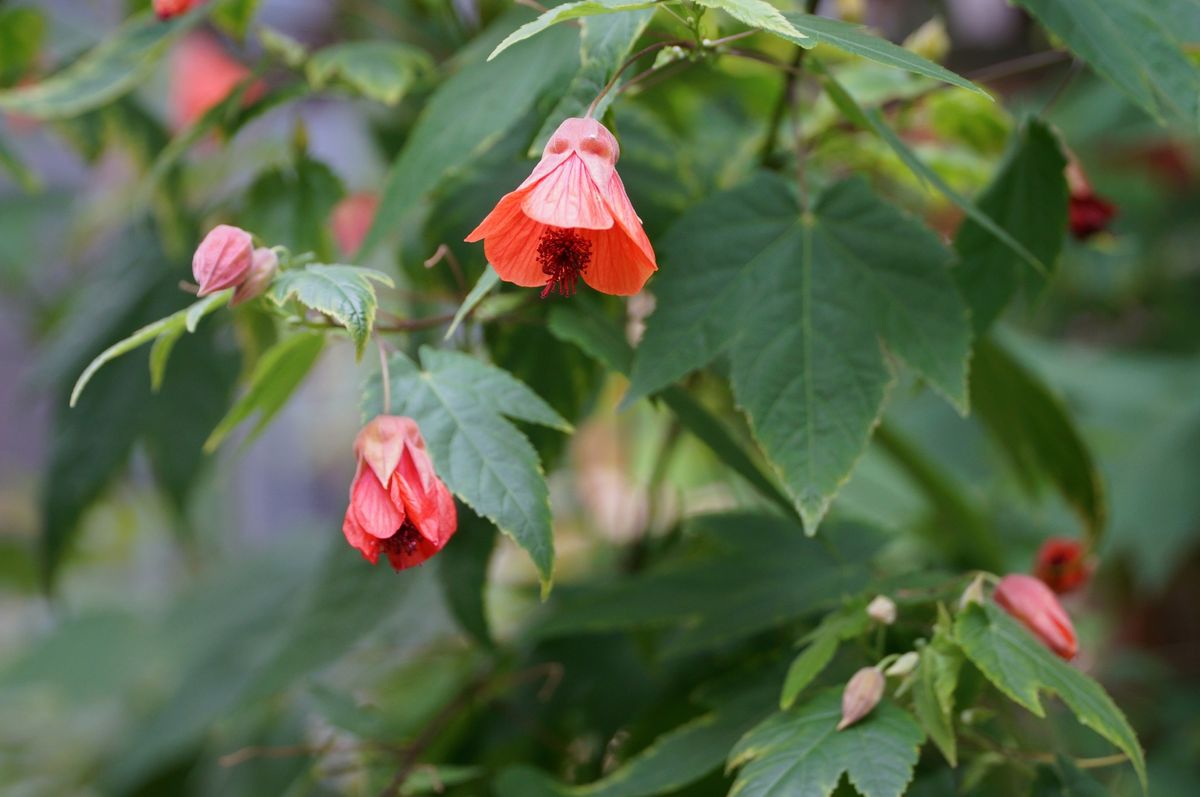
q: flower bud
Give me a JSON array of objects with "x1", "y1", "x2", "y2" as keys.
[
  {"x1": 994, "y1": 573, "x2": 1078, "y2": 660},
  {"x1": 231, "y1": 247, "x2": 278, "y2": 306},
  {"x1": 885, "y1": 651, "x2": 919, "y2": 677},
  {"x1": 866, "y1": 595, "x2": 897, "y2": 625},
  {"x1": 837, "y1": 667, "x2": 885, "y2": 731},
  {"x1": 154, "y1": 0, "x2": 199, "y2": 20},
  {"x1": 1033, "y1": 537, "x2": 1091, "y2": 594},
  {"x1": 193, "y1": 224, "x2": 253, "y2": 296}
]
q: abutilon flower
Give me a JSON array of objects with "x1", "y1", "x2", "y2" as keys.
[
  {"x1": 154, "y1": 0, "x2": 201, "y2": 20},
  {"x1": 170, "y1": 34, "x2": 263, "y2": 129},
  {"x1": 465, "y1": 117, "x2": 657, "y2": 298},
  {"x1": 342, "y1": 416, "x2": 457, "y2": 570},
  {"x1": 1066, "y1": 160, "x2": 1117, "y2": 241},
  {"x1": 837, "y1": 667, "x2": 885, "y2": 730},
  {"x1": 331, "y1": 192, "x2": 380, "y2": 256},
  {"x1": 1033, "y1": 537, "x2": 1092, "y2": 594},
  {"x1": 994, "y1": 573, "x2": 1078, "y2": 660},
  {"x1": 231, "y1": 246, "x2": 278, "y2": 306},
  {"x1": 193, "y1": 224, "x2": 253, "y2": 296}
]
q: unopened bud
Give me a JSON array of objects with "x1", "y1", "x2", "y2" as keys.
[
  {"x1": 193, "y1": 224, "x2": 253, "y2": 296},
  {"x1": 837, "y1": 667, "x2": 885, "y2": 731},
  {"x1": 903, "y1": 18, "x2": 950, "y2": 63},
  {"x1": 885, "y1": 651, "x2": 919, "y2": 677},
  {"x1": 866, "y1": 595, "x2": 897, "y2": 625},
  {"x1": 232, "y1": 247, "x2": 278, "y2": 306},
  {"x1": 994, "y1": 574, "x2": 1078, "y2": 660}
]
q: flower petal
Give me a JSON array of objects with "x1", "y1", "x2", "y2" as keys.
[
  {"x1": 477, "y1": 208, "x2": 552, "y2": 288},
  {"x1": 599, "y1": 171, "x2": 656, "y2": 270},
  {"x1": 384, "y1": 533, "x2": 443, "y2": 571},
  {"x1": 342, "y1": 510, "x2": 382, "y2": 564},
  {"x1": 354, "y1": 415, "x2": 416, "y2": 485},
  {"x1": 521, "y1": 154, "x2": 614, "y2": 230},
  {"x1": 392, "y1": 446, "x2": 443, "y2": 543},
  {"x1": 350, "y1": 466, "x2": 405, "y2": 540},
  {"x1": 578, "y1": 224, "x2": 656, "y2": 296}
]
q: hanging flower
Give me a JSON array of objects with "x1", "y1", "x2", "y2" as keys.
[
  {"x1": 1066, "y1": 160, "x2": 1117, "y2": 241},
  {"x1": 994, "y1": 574, "x2": 1078, "y2": 660},
  {"x1": 342, "y1": 416, "x2": 457, "y2": 570},
  {"x1": 154, "y1": 0, "x2": 201, "y2": 20},
  {"x1": 1033, "y1": 537, "x2": 1092, "y2": 594},
  {"x1": 193, "y1": 224, "x2": 254, "y2": 296},
  {"x1": 465, "y1": 117, "x2": 657, "y2": 298}
]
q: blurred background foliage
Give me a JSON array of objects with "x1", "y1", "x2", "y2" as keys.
[{"x1": 0, "y1": 0, "x2": 1199, "y2": 795}]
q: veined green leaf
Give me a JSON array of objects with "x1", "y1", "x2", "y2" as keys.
[
  {"x1": 490, "y1": 0, "x2": 658, "y2": 62},
  {"x1": 956, "y1": 602, "x2": 1146, "y2": 791},
  {"x1": 267, "y1": 264, "x2": 393, "y2": 357},
  {"x1": 307, "y1": 41, "x2": 432, "y2": 105},
  {"x1": 0, "y1": 11, "x2": 201, "y2": 120},
  {"x1": 693, "y1": 0, "x2": 808, "y2": 44},
  {"x1": 628, "y1": 175, "x2": 972, "y2": 532},
  {"x1": 445, "y1": 265, "x2": 501, "y2": 340},
  {"x1": 204, "y1": 332, "x2": 326, "y2": 452},
  {"x1": 780, "y1": 635, "x2": 838, "y2": 709},
  {"x1": 912, "y1": 621, "x2": 962, "y2": 765},
  {"x1": 364, "y1": 347, "x2": 568, "y2": 590},
  {"x1": 70, "y1": 291, "x2": 229, "y2": 407}
]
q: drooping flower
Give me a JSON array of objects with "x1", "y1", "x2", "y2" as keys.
[
  {"x1": 193, "y1": 224, "x2": 253, "y2": 296},
  {"x1": 170, "y1": 33, "x2": 263, "y2": 129},
  {"x1": 231, "y1": 247, "x2": 278, "y2": 306},
  {"x1": 1033, "y1": 537, "x2": 1092, "y2": 594},
  {"x1": 1066, "y1": 160, "x2": 1117, "y2": 241},
  {"x1": 994, "y1": 573, "x2": 1078, "y2": 660},
  {"x1": 837, "y1": 667, "x2": 885, "y2": 730},
  {"x1": 331, "y1": 192, "x2": 380, "y2": 256},
  {"x1": 342, "y1": 416, "x2": 457, "y2": 570},
  {"x1": 154, "y1": 0, "x2": 201, "y2": 20},
  {"x1": 465, "y1": 117, "x2": 657, "y2": 298}
]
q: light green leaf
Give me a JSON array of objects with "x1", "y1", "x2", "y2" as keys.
[
  {"x1": 267, "y1": 264, "x2": 392, "y2": 357},
  {"x1": 358, "y1": 13, "x2": 578, "y2": 259},
  {"x1": 529, "y1": 8, "x2": 656, "y2": 155},
  {"x1": 490, "y1": 0, "x2": 657, "y2": 61},
  {"x1": 70, "y1": 291, "x2": 229, "y2": 407},
  {"x1": 971, "y1": 338, "x2": 1105, "y2": 544},
  {"x1": 955, "y1": 602, "x2": 1146, "y2": 791},
  {"x1": 628, "y1": 175, "x2": 971, "y2": 532},
  {"x1": 259, "y1": 26, "x2": 308, "y2": 67},
  {"x1": 729, "y1": 690, "x2": 925, "y2": 797},
  {"x1": 693, "y1": 0, "x2": 808, "y2": 44},
  {"x1": 364, "y1": 347, "x2": 567, "y2": 589},
  {"x1": 0, "y1": 7, "x2": 45, "y2": 86},
  {"x1": 445, "y1": 265, "x2": 501, "y2": 340},
  {"x1": 307, "y1": 41, "x2": 431, "y2": 105},
  {"x1": 780, "y1": 635, "x2": 837, "y2": 709},
  {"x1": 148, "y1": 325, "x2": 184, "y2": 392},
  {"x1": 204, "y1": 332, "x2": 326, "y2": 452},
  {"x1": 0, "y1": 12, "x2": 199, "y2": 120},
  {"x1": 212, "y1": 0, "x2": 262, "y2": 39},
  {"x1": 1012, "y1": 0, "x2": 1200, "y2": 128},
  {"x1": 955, "y1": 119, "x2": 1067, "y2": 333},
  {"x1": 912, "y1": 622, "x2": 962, "y2": 765},
  {"x1": 782, "y1": 13, "x2": 984, "y2": 95}
]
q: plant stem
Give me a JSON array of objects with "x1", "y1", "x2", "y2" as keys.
[
  {"x1": 759, "y1": 0, "x2": 818, "y2": 166},
  {"x1": 376, "y1": 336, "x2": 392, "y2": 415}
]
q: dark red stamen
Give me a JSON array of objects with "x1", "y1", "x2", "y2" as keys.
[
  {"x1": 537, "y1": 228, "x2": 591, "y2": 298},
  {"x1": 382, "y1": 519, "x2": 422, "y2": 557}
]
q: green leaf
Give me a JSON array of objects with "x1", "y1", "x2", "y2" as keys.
[
  {"x1": 445, "y1": 265, "x2": 501, "y2": 340},
  {"x1": 955, "y1": 119, "x2": 1067, "y2": 333},
  {"x1": 1012, "y1": 0, "x2": 1200, "y2": 128},
  {"x1": 259, "y1": 26, "x2": 308, "y2": 67},
  {"x1": 912, "y1": 621, "x2": 962, "y2": 766},
  {"x1": 955, "y1": 602, "x2": 1146, "y2": 791},
  {"x1": 307, "y1": 41, "x2": 431, "y2": 105},
  {"x1": 537, "y1": 514, "x2": 878, "y2": 656},
  {"x1": 729, "y1": 690, "x2": 925, "y2": 797},
  {"x1": 239, "y1": 156, "x2": 343, "y2": 260},
  {"x1": 365, "y1": 347, "x2": 568, "y2": 589},
  {"x1": 1034, "y1": 755, "x2": 1111, "y2": 797},
  {"x1": 0, "y1": 7, "x2": 45, "y2": 86},
  {"x1": 204, "y1": 332, "x2": 326, "y2": 452},
  {"x1": 781, "y1": 13, "x2": 983, "y2": 95},
  {"x1": 971, "y1": 338, "x2": 1105, "y2": 543},
  {"x1": 817, "y1": 65, "x2": 1047, "y2": 277},
  {"x1": 70, "y1": 292, "x2": 229, "y2": 407},
  {"x1": 358, "y1": 13, "x2": 578, "y2": 259},
  {"x1": 529, "y1": 8, "x2": 656, "y2": 155},
  {"x1": 212, "y1": 0, "x2": 262, "y2": 39},
  {"x1": 435, "y1": 505, "x2": 496, "y2": 646},
  {"x1": 0, "y1": 12, "x2": 199, "y2": 120},
  {"x1": 780, "y1": 635, "x2": 838, "y2": 709},
  {"x1": 0, "y1": 132, "x2": 40, "y2": 193},
  {"x1": 489, "y1": 0, "x2": 658, "y2": 62},
  {"x1": 693, "y1": 0, "x2": 809, "y2": 44},
  {"x1": 628, "y1": 175, "x2": 972, "y2": 532},
  {"x1": 267, "y1": 265, "x2": 392, "y2": 357}
]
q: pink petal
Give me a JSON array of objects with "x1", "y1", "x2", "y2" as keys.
[
  {"x1": 350, "y1": 467, "x2": 405, "y2": 540},
  {"x1": 521, "y1": 154, "x2": 614, "y2": 230}
]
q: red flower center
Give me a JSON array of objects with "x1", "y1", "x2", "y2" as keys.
[
  {"x1": 382, "y1": 519, "x2": 422, "y2": 557},
  {"x1": 537, "y1": 228, "x2": 591, "y2": 298}
]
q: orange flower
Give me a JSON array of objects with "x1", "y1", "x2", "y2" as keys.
[
  {"x1": 342, "y1": 416, "x2": 457, "y2": 570},
  {"x1": 994, "y1": 574, "x2": 1078, "y2": 660},
  {"x1": 170, "y1": 33, "x2": 263, "y2": 130},
  {"x1": 466, "y1": 117, "x2": 656, "y2": 297}
]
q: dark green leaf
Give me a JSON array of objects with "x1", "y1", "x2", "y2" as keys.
[
  {"x1": 212, "y1": 0, "x2": 262, "y2": 39},
  {"x1": 729, "y1": 689, "x2": 925, "y2": 797},
  {"x1": 307, "y1": 41, "x2": 432, "y2": 106},
  {"x1": 267, "y1": 265, "x2": 392, "y2": 357},
  {"x1": 0, "y1": 7, "x2": 45, "y2": 86},
  {"x1": 239, "y1": 156, "x2": 343, "y2": 260},
  {"x1": 445, "y1": 265, "x2": 500, "y2": 339},
  {"x1": 629, "y1": 175, "x2": 971, "y2": 532},
  {"x1": 912, "y1": 620, "x2": 962, "y2": 766},
  {"x1": 955, "y1": 602, "x2": 1146, "y2": 791},
  {"x1": 436, "y1": 505, "x2": 496, "y2": 646},
  {"x1": 780, "y1": 635, "x2": 838, "y2": 709},
  {"x1": 955, "y1": 119, "x2": 1067, "y2": 333}
]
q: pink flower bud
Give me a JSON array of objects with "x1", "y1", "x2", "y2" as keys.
[
  {"x1": 193, "y1": 224, "x2": 253, "y2": 296},
  {"x1": 231, "y1": 247, "x2": 278, "y2": 306},
  {"x1": 154, "y1": 0, "x2": 200, "y2": 20},
  {"x1": 994, "y1": 573, "x2": 1078, "y2": 660},
  {"x1": 866, "y1": 595, "x2": 897, "y2": 625},
  {"x1": 837, "y1": 667, "x2": 885, "y2": 730}
]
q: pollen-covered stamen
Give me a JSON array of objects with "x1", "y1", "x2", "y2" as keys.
[
  {"x1": 537, "y1": 227, "x2": 592, "y2": 298},
  {"x1": 382, "y1": 519, "x2": 422, "y2": 557}
]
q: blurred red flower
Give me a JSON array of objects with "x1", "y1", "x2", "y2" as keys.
[
  {"x1": 466, "y1": 117, "x2": 656, "y2": 297},
  {"x1": 170, "y1": 33, "x2": 263, "y2": 130},
  {"x1": 342, "y1": 416, "x2": 457, "y2": 570},
  {"x1": 331, "y1": 192, "x2": 380, "y2": 256},
  {"x1": 1066, "y1": 160, "x2": 1117, "y2": 240},
  {"x1": 994, "y1": 573, "x2": 1078, "y2": 660},
  {"x1": 154, "y1": 0, "x2": 201, "y2": 20},
  {"x1": 1033, "y1": 537, "x2": 1092, "y2": 594}
]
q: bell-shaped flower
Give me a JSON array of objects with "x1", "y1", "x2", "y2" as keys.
[{"x1": 193, "y1": 224, "x2": 253, "y2": 296}]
